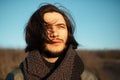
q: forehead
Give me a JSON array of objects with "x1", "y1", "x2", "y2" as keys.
[{"x1": 43, "y1": 12, "x2": 66, "y2": 24}]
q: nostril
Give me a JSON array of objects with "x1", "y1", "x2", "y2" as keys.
[{"x1": 49, "y1": 31, "x2": 58, "y2": 38}]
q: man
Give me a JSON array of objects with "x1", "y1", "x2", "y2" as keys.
[{"x1": 6, "y1": 4, "x2": 84, "y2": 80}]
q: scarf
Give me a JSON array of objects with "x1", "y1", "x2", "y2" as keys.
[{"x1": 20, "y1": 46, "x2": 84, "y2": 80}]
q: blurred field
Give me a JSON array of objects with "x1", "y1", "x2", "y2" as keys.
[
  {"x1": 0, "y1": 49, "x2": 26, "y2": 80},
  {"x1": 0, "y1": 48, "x2": 120, "y2": 80}
]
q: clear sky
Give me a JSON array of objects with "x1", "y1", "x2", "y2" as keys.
[{"x1": 0, "y1": 0, "x2": 120, "y2": 50}]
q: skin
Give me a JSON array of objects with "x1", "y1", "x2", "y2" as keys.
[{"x1": 43, "y1": 12, "x2": 68, "y2": 63}]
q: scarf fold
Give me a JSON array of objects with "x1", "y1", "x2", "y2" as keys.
[{"x1": 21, "y1": 46, "x2": 84, "y2": 80}]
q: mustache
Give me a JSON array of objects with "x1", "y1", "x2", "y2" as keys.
[{"x1": 48, "y1": 38, "x2": 64, "y2": 43}]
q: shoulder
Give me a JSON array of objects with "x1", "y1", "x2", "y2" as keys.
[
  {"x1": 81, "y1": 69, "x2": 98, "y2": 80},
  {"x1": 5, "y1": 68, "x2": 24, "y2": 80}
]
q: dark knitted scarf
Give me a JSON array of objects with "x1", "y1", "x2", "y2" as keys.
[{"x1": 20, "y1": 46, "x2": 84, "y2": 80}]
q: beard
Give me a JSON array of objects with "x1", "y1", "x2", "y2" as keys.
[
  {"x1": 39, "y1": 37, "x2": 69, "y2": 58},
  {"x1": 41, "y1": 44, "x2": 68, "y2": 58}
]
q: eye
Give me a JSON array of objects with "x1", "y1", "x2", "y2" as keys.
[
  {"x1": 57, "y1": 24, "x2": 66, "y2": 29},
  {"x1": 60, "y1": 25, "x2": 65, "y2": 28},
  {"x1": 44, "y1": 23, "x2": 52, "y2": 30},
  {"x1": 47, "y1": 27, "x2": 52, "y2": 33}
]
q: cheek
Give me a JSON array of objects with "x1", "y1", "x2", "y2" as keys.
[{"x1": 60, "y1": 30, "x2": 68, "y2": 41}]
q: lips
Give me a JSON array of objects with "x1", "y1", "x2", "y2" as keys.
[
  {"x1": 51, "y1": 40, "x2": 63, "y2": 45},
  {"x1": 52, "y1": 40, "x2": 62, "y2": 43}
]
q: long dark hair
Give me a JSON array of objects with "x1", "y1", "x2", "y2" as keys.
[{"x1": 25, "y1": 4, "x2": 78, "y2": 52}]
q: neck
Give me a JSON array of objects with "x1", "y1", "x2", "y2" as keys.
[{"x1": 43, "y1": 56, "x2": 59, "y2": 63}]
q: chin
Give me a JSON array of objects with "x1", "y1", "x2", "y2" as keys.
[
  {"x1": 46, "y1": 44, "x2": 66, "y2": 54},
  {"x1": 43, "y1": 44, "x2": 67, "y2": 58}
]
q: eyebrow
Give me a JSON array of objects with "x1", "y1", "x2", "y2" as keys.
[{"x1": 55, "y1": 23, "x2": 66, "y2": 26}]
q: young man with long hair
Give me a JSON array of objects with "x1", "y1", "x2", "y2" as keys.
[{"x1": 6, "y1": 4, "x2": 84, "y2": 80}]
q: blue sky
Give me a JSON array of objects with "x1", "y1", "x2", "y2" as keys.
[{"x1": 0, "y1": 0, "x2": 120, "y2": 50}]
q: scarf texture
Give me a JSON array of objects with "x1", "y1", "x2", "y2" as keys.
[{"x1": 20, "y1": 46, "x2": 84, "y2": 80}]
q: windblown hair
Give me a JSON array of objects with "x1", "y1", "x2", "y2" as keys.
[{"x1": 25, "y1": 4, "x2": 78, "y2": 52}]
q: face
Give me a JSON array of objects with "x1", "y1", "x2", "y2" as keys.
[{"x1": 43, "y1": 12, "x2": 68, "y2": 55}]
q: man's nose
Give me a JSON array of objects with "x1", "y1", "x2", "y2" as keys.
[{"x1": 49, "y1": 28, "x2": 58, "y2": 38}]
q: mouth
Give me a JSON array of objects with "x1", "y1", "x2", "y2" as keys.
[
  {"x1": 52, "y1": 41, "x2": 62, "y2": 44},
  {"x1": 50, "y1": 40, "x2": 63, "y2": 45}
]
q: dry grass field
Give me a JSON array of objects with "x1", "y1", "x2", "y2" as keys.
[
  {"x1": 0, "y1": 49, "x2": 26, "y2": 80},
  {"x1": 78, "y1": 50, "x2": 120, "y2": 80},
  {"x1": 0, "y1": 48, "x2": 120, "y2": 80}
]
